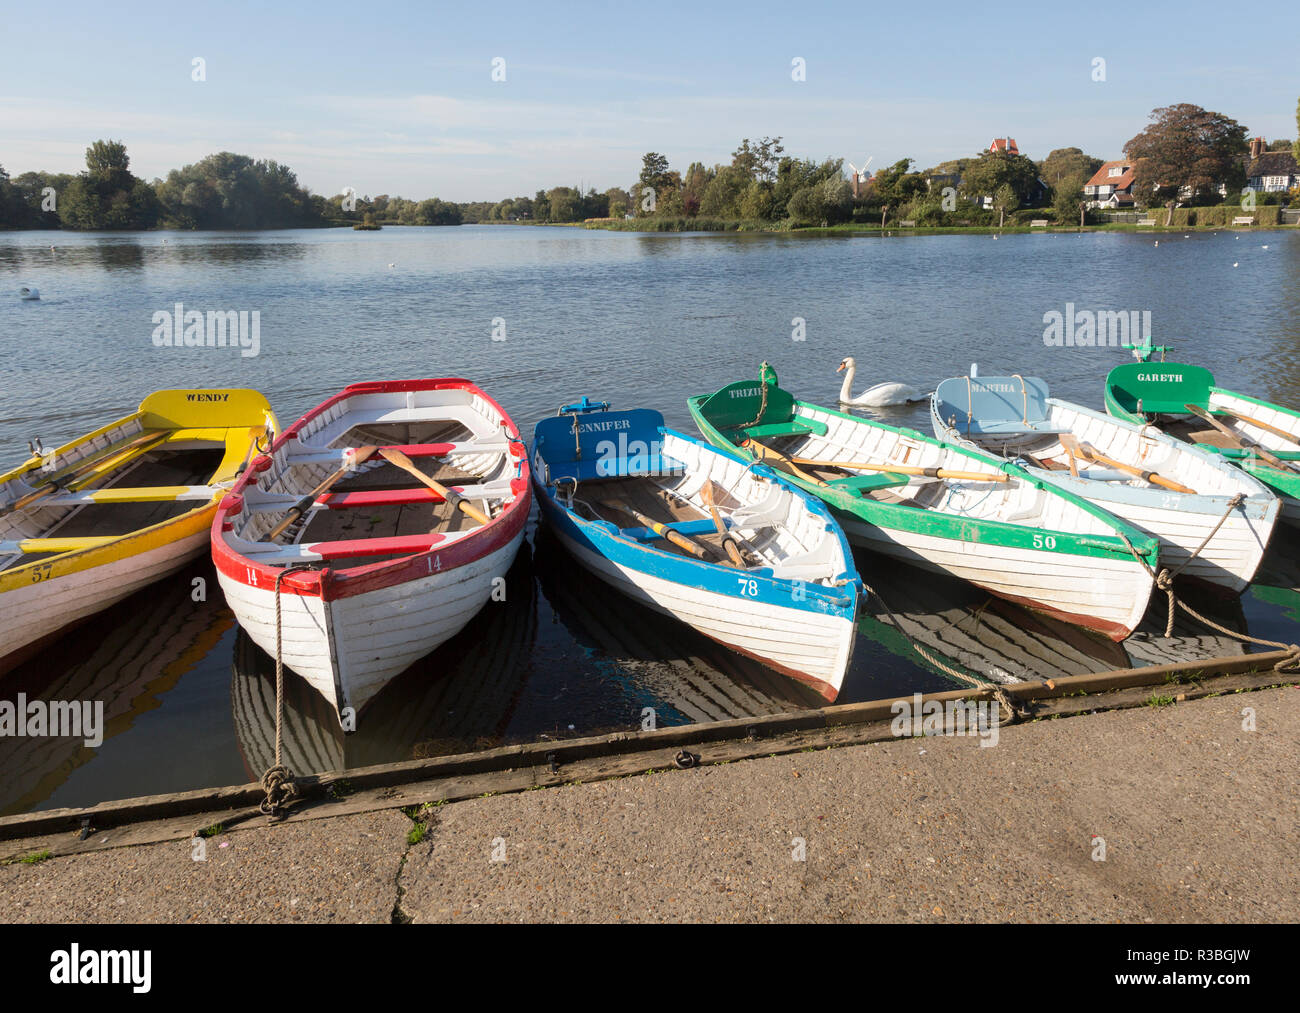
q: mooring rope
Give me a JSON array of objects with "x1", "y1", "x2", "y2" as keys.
[
  {"x1": 262, "y1": 565, "x2": 312, "y2": 819},
  {"x1": 1011, "y1": 373, "x2": 1029, "y2": 425},
  {"x1": 863, "y1": 582, "x2": 1024, "y2": 723},
  {"x1": 737, "y1": 374, "x2": 770, "y2": 431},
  {"x1": 1115, "y1": 495, "x2": 1299, "y2": 668}
]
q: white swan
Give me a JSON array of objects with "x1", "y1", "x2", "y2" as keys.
[
  {"x1": 836, "y1": 357, "x2": 924, "y2": 406},
  {"x1": 19, "y1": 286, "x2": 40, "y2": 301}
]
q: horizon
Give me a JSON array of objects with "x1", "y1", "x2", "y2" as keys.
[{"x1": 2, "y1": 0, "x2": 1298, "y2": 202}]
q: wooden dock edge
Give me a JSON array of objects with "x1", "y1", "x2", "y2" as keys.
[{"x1": 1, "y1": 649, "x2": 1294, "y2": 858}]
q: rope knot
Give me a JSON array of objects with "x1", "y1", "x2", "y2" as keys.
[{"x1": 259, "y1": 765, "x2": 299, "y2": 819}]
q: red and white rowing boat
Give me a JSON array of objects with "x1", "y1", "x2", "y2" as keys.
[{"x1": 212, "y1": 379, "x2": 530, "y2": 722}]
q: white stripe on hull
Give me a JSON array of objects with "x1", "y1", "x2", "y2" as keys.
[
  {"x1": 0, "y1": 531, "x2": 208, "y2": 658},
  {"x1": 838, "y1": 519, "x2": 1152, "y2": 637},
  {"x1": 555, "y1": 529, "x2": 855, "y2": 693},
  {"x1": 217, "y1": 531, "x2": 524, "y2": 716}
]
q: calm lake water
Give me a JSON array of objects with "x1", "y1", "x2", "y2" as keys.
[{"x1": 3, "y1": 225, "x2": 1300, "y2": 813}]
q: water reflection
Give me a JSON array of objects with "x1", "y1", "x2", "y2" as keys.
[
  {"x1": 231, "y1": 544, "x2": 539, "y2": 777},
  {"x1": 0, "y1": 560, "x2": 232, "y2": 815}
]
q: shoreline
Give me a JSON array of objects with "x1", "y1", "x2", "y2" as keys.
[{"x1": 2, "y1": 655, "x2": 1295, "y2": 923}]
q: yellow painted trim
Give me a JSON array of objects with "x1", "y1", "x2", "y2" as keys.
[{"x1": 0, "y1": 393, "x2": 278, "y2": 595}]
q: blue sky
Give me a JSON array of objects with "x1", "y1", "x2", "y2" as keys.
[{"x1": 3, "y1": 0, "x2": 1297, "y2": 201}]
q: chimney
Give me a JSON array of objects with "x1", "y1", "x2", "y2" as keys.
[{"x1": 1249, "y1": 137, "x2": 1265, "y2": 160}]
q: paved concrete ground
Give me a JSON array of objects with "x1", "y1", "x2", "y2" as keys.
[
  {"x1": 2, "y1": 809, "x2": 409, "y2": 923},
  {"x1": 3, "y1": 687, "x2": 1296, "y2": 923}
]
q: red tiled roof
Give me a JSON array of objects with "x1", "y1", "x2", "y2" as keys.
[
  {"x1": 1084, "y1": 160, "x2": 1134, "y2": 189},
  {"x1": 989, "y1": 138, "x2": 1019, "y2": 154}
]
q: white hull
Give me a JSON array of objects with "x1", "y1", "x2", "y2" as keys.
[
  {"x1": 554, "y1": 528, "x2": 856, "y2": 695},
  {"x1": 838, "y1": 518, "x2": 1151, "y2": 640},
  {"x1": 0, "y1": 530, "x2": 207, "y2": 660},
  {"x1": 217, "y1": 530, "x2": 524, "y2": 717},
  {"x1": 932, "y1": 391, "x2": 1278, "y2": 594}
]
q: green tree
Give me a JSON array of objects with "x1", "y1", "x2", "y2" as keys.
[
  {"x1": 1038, "y1": 148, "x2": 1103, "y2": 190},
  {"x1": 962, "y1": 150, "x2": 1041, "y2": 207},
  {"x1": 57, "y1": 140, "x2": 160, "y2": 230},
  {"x1": 1052, "y1": 173, "x2": 1086, "y2": 226},
  {"x1": 1294, "y1": 97, "x2": 1299, "y2": 164},
  {"x1": 637, "y1": 152, "x2": 677, "y2": 215},
  {"x1": 992, "y1": 183, "x2": 1019, "y2": 227},
  {"x1": 871, "y1": 158, "x2": 924, "y2": 226}
]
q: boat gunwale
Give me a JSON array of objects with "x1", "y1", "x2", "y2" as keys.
[
  {"x1": 211, "y1": 378, "x2": 532, "y2": 602},
  {"x1": 532, "y1": 423, "x2": 861, "y2": 616},
  {"x1": 0, "y1": 394, "x2": 276, "y2": 593},
  {"x1": 686, "y1": 387, "x2": 1162, "y2": 567}
]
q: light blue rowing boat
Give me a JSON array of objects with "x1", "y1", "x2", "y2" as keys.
[{"x1": 931, "y1": 369, "x2": 1279, "y2": 594}]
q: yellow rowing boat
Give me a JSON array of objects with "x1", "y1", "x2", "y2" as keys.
[{"x1": 0, "y1": 389, "x2": 278, "y2": 668}]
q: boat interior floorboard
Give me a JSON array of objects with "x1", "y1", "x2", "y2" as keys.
[
  {"x1": 578, "y1": 477, "x2": 731, "y2": 561},
  {"x1": 4, "y1": 448, "x2": 225, "y2": 569}
]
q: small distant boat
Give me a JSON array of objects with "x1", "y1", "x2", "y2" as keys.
[
  {"x1": 689, "y1": 365, "x2": 1161, "y2": 641},
  {"x1": 213, "y1": 379, "x2": 531, "y2": 720},
  {"x1": 19, "y1": 286, "x2": 39, "y2": 301},
  {"x1": 0, "y1": 389, "x2": 277, "y2": 666},
  {"x1": 932, "y1": 370, "x2": 1278, "y2": 594},
  {"x1": 531, "y1": 397, "x2": 861, "y2": 700},
  {"x1": 1105, "y1": 344, "x2": 1300, "y2": 526}
]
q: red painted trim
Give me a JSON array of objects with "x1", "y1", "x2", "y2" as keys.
[
  {"x1": 996, "y1": 590, "x2": 1134, "y2": 642},
  {"x1": 211, "y1": 378, "x2": 530, "y2": 602},
  {"x1": 318, "y1": 488, "x2": 445, "y2": 508},
  {"x1": 308, "y1": 533, "x2": 446, "y2": 560},
  {"x1": 377, "y1": 442, "x2": 459, "y2": 458}
]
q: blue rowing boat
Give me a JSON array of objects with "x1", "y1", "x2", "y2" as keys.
[{"x1": 530, "y1": 398, "x2": 862, "y2": 699}]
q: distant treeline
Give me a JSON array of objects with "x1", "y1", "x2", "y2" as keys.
[
  {"x1": 5, "y1": 107, "x2": 1297, "y2": 233},
  {"x1": 0, "y1": 141, "x2": 470, "y2": 231}
]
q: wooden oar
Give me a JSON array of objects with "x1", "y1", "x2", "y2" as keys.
[
  {"x1": 742, "y1": 439, "x2": 830, "y2": 487},
  {"x1": 1207, "y1": 406, "x2": 1300, "y2": 448},
  {"x1": 605, "y1": 498, "x2": 715, "y2": 561},
  {"x1": 3, "y1": 430, "x2": 170, "y2": 515},
  {"x1": 1058, "y1": 434, "x2": 1197, "y2": 494},
  {"x1": 269, "y1": 445, "x2": 379, "y2": 540},
  {"x1": 700, "y1": 481, "x2": 745, "y2": 568},
  {"x1": 749, "y1": 440, "x2": 1011, "y2": 484},
  {"x1": 377, "y1": 447, "x2": 492, "y2": 526},
  {"x1": 1184, "y1": 404, "x2": 1298, "y2": 474}
]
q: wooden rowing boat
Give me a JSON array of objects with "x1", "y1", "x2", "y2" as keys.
[
  {"x1": 689, "y1": 365, "x2": 1161, "y2": 642},
  {"x1": 530, "y1": 397, "x2": 862, "y2": 700},
  {"x1": 932, "y1": 370, "x2": 1278, "y2": 594},
  {"x1": 231, "y1": 544, "x2": 540, "y2": 776},
  {"x1": 1104, "y1": 344, "x2": 1300, "y2": 526},
  {"x1": 212, "y1": 379, "x2": 531, "y2": 722},
  {"x1": 0, "y1": 389, "x2": 276, "y2": 666}
]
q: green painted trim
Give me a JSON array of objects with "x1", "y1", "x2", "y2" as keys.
[{"x1": 686, "y1": 389, "x2": 1160, "y2": 567}]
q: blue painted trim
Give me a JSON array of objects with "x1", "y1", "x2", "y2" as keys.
[{"x1": 530, "y1": 408, "x2": 863, "y2": 620}]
